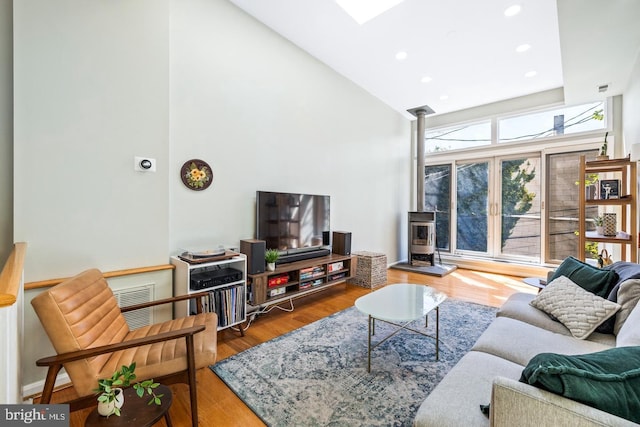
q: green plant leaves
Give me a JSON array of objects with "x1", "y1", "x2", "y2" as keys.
[{"x1": 96, "y1": 362, "x2": 162, "y2": 416}]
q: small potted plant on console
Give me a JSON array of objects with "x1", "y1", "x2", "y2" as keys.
[
  {"x1": 265, "y1": 249, "x2": 279, "y2": 271},
  {"x1": 94, "y1": 362, "x2": 162, "y2": 417}
]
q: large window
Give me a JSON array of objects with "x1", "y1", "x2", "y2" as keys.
[
  {"x1": 422, "y1": 100, "x2": 605, "y2": 264},
  {"x1": 424, "y1": 101, "x2": 605, "y2": 154},
  {"x1": 425, "y1": 121, "x2": 491, "y2": 153},
  {"x1": 499, "y1": 102, "x2": 605, "y2": 143}
]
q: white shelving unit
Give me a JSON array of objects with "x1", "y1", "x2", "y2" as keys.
[{"x1": 171, "y1": 253, "x2": 247, "y2": 331}]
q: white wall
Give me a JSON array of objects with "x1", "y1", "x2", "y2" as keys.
[
  {"x1": 14, "y1": 0, "x2": 172, "y2": 392},
  {"x1": 13, "y1": 0, "x2": 171, "y2": 280},
  {"x1": 623, "y1": 55, "x2": 640, "y2": 153},
  {"x1": 169, "y1": 0, "x2": 410, "y2": 257},
  {"x1": 0, "y1": 0, "x2": 12, "y2": 265},
  {"x1": 13, "y1": 0, "x2": 410, "y2": 392}
]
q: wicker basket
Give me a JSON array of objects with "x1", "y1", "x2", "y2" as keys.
[{"x1": 348, "y1": 251, "x2": 387, "y2": 289}]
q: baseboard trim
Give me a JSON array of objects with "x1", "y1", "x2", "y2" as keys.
[{"x1": 23, "y1": 373, "x2": 71, "y2": 402}]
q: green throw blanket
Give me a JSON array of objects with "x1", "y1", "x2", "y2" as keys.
[{"x1": 520, "y1": 346, "x2": 640, "y2": 423}]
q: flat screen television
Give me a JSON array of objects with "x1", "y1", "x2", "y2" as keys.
[{"x1": 256, "y1": 191, "x2": 330, "y2": 253}]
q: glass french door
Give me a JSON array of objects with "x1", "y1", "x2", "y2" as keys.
[
  {"x1": 498, "y1": 155, "x2": 541, "y2": 261},
  {"x1": 456, "y1": 161, "x2": 490, "y2": 253},
  {"x1": 428, "y1": 154, "x2": 541, "y2": 260},
  {"x1": 425, "y1": 165, "x2": 451, "y2": 251}
]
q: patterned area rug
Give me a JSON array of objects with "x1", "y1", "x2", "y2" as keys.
[{"x1": 211, "y1": 298, "x2": 497, "y2": 426}]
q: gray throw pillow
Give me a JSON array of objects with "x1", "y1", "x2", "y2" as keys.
[
  {"x1": 614, "y1": 279, "x2": 640, "y2": 335},
  {"x1": 617, "y1": 294, "x2": 640, "y2": 347},
  {"x1": 530, "y1": 276, "x2": 620, "y2": 339}
]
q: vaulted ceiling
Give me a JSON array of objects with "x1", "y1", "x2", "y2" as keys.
[{"x1": 229, "y1": 0, "x2": 640, "y2": 119}]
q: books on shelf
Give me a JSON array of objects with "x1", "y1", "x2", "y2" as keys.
[
  {"x1": 300, "y1": 266, "x2": 325, "y2": 280},
  {"x1": 328, "y1": 272, "x2": 346, "y2": 282},
  {"x1": 268, "y1": 273, "x2": 289, "y2": 288},
  {"x1": 327, "y1": 261, "x2": 343, "y2": 272},
  {"x1": 268, "y1": 287, "x2": 286, "y2": 298},
  {"x1": 196, "y1": 284, "x2": 245, "y2": 328},
  {"x1": 300, "y1": 278, "x2": 324, "y2": 289}
]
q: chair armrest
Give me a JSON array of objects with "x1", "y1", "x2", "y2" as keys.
[
  {"x1": 120, "y1": 291, "x2": 210, "y2": 313},
  {"x1": 35, "y1": 324, "x2": 206, "y2": 367},
  {"x1": 490, "y1": 376, "x2": 637, "y2": 427}
]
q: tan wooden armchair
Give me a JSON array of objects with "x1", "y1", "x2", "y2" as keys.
[{"x1": 31, "y1": 268, "x2": 217, "y2": 427}]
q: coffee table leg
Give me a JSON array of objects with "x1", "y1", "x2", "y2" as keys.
[
  {"x1": 368, "y1": 315, "x2": 373, "y2": 372},
  {"x1": 435, "y1": 307, "x2": 440, "y2": 361}
]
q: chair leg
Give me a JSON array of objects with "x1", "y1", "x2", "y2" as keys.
[
  {"x1": 186, "y1": 334, "x2": 198, "y2": 427},
  {"x1": 39, "y1": 364, "x2": 62, "y2": 404}
]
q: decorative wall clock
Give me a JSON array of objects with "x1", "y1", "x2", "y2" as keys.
[{"x1": 181, "y1": 159, "x2": 213, "y2": 191}]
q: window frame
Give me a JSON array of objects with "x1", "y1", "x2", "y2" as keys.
[{"x1": 421, "y1": 100, "x2": 611, "y2": 265}]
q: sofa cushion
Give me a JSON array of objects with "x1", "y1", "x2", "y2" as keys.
[
  {"x1": 498, "y1": 293, "x2": 616, "y2": 345},
  {"x1": 550, "y1": 256, "x2": 618, "y2": 298},
  {"x1": 614, "y1": 279, "x2": 640, "y2": 335},
  {"x1": 471, "y1": 317, "x2": 613, "y2": 367},
  {"x1": 520, "y1": 347, "x2": 640, "y2": 423},
  {"x1": 530, "y1": 276, "x2": 620, "y2": 339},
  {"x1": 413, "y1": 351, "x2": 523, "y2": 427},
  {"x1": 617, "y1": 301, "x2": 640, "y2": 347},
  {"x1": 498, "y1": 293, "x2": 572, "y2": 336}
]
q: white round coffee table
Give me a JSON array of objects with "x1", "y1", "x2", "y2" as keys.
[{"x1": 355, "y1": 283, "x2": 447, "y2": 372}]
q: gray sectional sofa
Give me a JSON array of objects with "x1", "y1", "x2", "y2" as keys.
[{"x1": 413, "y1": 260, "x2": 640, "y2": 427}]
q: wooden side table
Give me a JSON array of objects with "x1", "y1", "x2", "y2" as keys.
[{"x1": 84, "y1": 384, "x2": 173, "y2": 427}]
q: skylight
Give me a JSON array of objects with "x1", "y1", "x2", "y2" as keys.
[{"x1": 336, "y1": 0, "x2": 404, "y2": 25}]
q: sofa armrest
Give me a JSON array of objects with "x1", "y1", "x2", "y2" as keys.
[{"x1": 490, "y1": 377, "x2": 638, "y2": 427}]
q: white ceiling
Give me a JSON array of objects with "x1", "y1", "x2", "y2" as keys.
[{"x1": 229, "y1": 0, "x2": 640, "y2": 120}]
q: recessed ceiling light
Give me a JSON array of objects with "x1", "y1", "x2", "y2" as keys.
[
  {"x1": 524, "y1": 70, "x2": 537, "y2": 78},
  {"x1": 440, "y1": 95, "x2": 449, "y2": 100},
  {"x1": 395, "y1": 51, "x2": 408, "y2": 61},
  {"x1": 504, "y1": 5, "x2": 521, "y2": 17},
  {"x1": 336, "y1": 0, "x2": 404, "y2": 25},
  {"x1": 421, "y1": 76, "x2": 433, "y2": 83},
  {"x1": 516, "y1": 44, "x2": 531, "y2": 53}
]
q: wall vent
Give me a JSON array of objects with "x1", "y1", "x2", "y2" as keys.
[{"x1": 113, "y1": 284, "x2": 154, "y2": 329}]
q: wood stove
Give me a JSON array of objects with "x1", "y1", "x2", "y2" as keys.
[{"x1": 408, "y1": 211, "x2": 436, "y2": 266}]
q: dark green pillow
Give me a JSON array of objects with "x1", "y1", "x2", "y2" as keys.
[
  {"x1": 551, "y1": 256, "x2": 618, "y2": 298},
  {"x1": 520, "y1": 347, "x2": 640, "y2": 423}
]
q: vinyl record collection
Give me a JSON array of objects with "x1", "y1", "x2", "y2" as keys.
[{"x1": 195, "y1": 284, "x2": 245, "y2": 328}]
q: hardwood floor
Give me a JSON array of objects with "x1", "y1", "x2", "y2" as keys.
[{"x1": 53, "y1": 267, "x2": 537, "y2": 427}]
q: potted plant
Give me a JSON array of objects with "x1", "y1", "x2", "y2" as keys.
[
  {"x1": 94, "y1": 362, "x2": 162, "y2": 417},
  {"x1": 593, "y1": 215, "x2": 604, "y2": 235},
  {"x1": 265, "y1": 249, "x2": 279, "y2": 271},
  {"x1": 596, "y1": 131, "x2": 609, "y2": 160}
]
